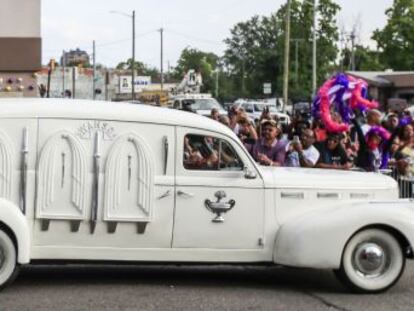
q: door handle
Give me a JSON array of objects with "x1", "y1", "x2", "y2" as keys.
[
  {"x1": 177, "y1": 190, "x2": 194, "y2": 198},
  {"x1": 157, "y1": 190, "x2": 171, "y2": 200}
]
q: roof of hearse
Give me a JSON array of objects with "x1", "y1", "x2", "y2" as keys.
[{"x1": 0, "y1": 98, "x2": 233, "y2": 136}]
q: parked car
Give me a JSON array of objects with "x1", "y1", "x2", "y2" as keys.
[
  {"x1": 0, "y1": 98, "x2": 411, "y2": 293},
  {"x1": 170, "y1": 94, "x2": 227, "y2": 116},
  {"x1": 234, "y1": 100, "x2": 291, "y2": 125}
]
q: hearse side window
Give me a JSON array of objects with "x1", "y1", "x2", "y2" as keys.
[{"x1": 183, "y1": 134, "x2": 243, "y2": 171}]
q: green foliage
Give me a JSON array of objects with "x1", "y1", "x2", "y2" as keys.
[
  {"x1": 223, "y1": 14, "x2": 281, "y2": 98},
  {"x1": 116, "y1": 59, "x2": 160, "y2": 79},
  {"x1": 222, "y1": 0, "x2": 341, "y2": 101},
  {"x1": 341, "y1": 45, "x2": 385, "y2": 71},
  {"x1": 173, "y1": 47, "x2": 219, "y2": 93},
  {"x1": 372, "y1": 0, "x2": 414, "y2": 70}
]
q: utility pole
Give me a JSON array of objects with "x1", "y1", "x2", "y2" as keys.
[
  {"x1": 241, "y1": 59, "x2": 245, "y2": 97},
  {"x1": 282, "y1": 0, "x2": 291, "y2": 112},
  {"x1": 62, "y1": 50, "x2": 65, "y2": 97},
  {"x1": 72, "y1": 66, "x2": 76, "y2": 99},
  {"x1": 92, "y1": 40, "x2": 96, "y2": 100},
  {"x1": 290, "y1": 39, "x2": 304, "y2": 86},
  {"x1": 132, "y1": 10, "x2": 136, "y2": 101},
  {"x1": 312, "y1": 0, "x2": 317, "y2": 95},
  {"x1": 159, "y1": 28, "x2": 164, "y2": 90},
  {"x1": 167, "y1": 60, "x2": 170, "y2": 83},
  {"x1": 105, "y1": 70, "x2": 109, "y2": 101},
  {"x1": 46, "y1": 58, "x2": 55, "y2": 98},
  {"x1": 215, "y1": 70, "x2": 219, "y2": 98},
  {"x1": 110, "y1": 10, "x2": 136, "y2": 100},
  {"x1": 350, "y1": 30, "x2": 356, "y2": 71}
]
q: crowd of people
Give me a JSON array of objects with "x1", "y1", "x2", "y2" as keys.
[{"x1": 208, "y1": 105, "x2": 414, "y2": 180}]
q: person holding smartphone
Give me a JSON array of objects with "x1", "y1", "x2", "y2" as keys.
[{"x1": 285, "y1": 129, "x2": 320, "y2": 168}]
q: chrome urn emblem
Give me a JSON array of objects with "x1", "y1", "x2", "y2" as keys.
[{"x1": 204, "y1": 191, "x2": 236, "y2": 223}]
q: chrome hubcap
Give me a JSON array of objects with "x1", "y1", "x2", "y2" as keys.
[{"x1": 353, "y1": 242, "x2": 387, "y2": 278}]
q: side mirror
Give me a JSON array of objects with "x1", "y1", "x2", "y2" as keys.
[{"x1": 244, "y1": 166, "x2": 257, "y2": 179}]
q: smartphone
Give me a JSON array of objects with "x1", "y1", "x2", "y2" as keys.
[{"x1": 293, "y1": 135, "x2": 300, "y2": 143}]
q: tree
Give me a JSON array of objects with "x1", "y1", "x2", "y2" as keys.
[
  {"x1": 341, "y1": 45, "x2": 384, "y2": 71},
  {"x1": 173, "y1": 47, "x2": 219, "y2": 93},
  {"x1": 222, "y1": 0, "x2": 341, "y2": 101},
  {"x1": 223, "y1": 14, "x2": 281, "y2": 98},
  {"x1": 372, "y1": 0, "x2": 414, "y2": 70},
  {"x1": 116, "y1": 59, "x2": 160, "y2": 80}
]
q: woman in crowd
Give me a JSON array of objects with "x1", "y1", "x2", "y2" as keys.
[{"x1": 393, "y1": 123, "x2": 414, "y2": 176}]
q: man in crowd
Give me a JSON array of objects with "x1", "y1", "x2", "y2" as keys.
[
  {"x1": 219, "y1": 115, "x2": 231, "y2": 128},
  {"x1": 315, "y1": 133, "x2": 353, "y2": 170},
  {"x1": 210, "y1": 108, "x2": 220, "y2": 121},
  {"x1": 285, "y1": 129, "x2": 320, "y2": 168},
  {"x1": 245, "y1": 119, "x2": 288, "y2": 166},
  {"x1": 384, "y1": 113, "x2": 399, "y2": 132},
  {"x1": 361, "y1": 109, "x2": 382, "y2": 135}
]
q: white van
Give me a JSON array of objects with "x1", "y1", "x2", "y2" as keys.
[
  {"x1": 0, "y1": 98, "x2": 411, "y2": 293},
  {"x1": 170, "y1": 94, "x2": 227, "y2": 116},
  {"x1": 234, "y1": 100, "x2": 291, "y2": 126}
]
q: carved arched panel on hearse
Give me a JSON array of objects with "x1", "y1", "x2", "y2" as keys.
[
  {"x1": 36, "y1": 130, "x2": 88, "y2": 222},
  {"x1": 0, "y1": 130, "x2": 14, "y2": 200},
  {"x1": 103, "y1": 132, "x2": 155, "y2": 233}
]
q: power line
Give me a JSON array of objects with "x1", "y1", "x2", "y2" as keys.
[
  {"x1": 166, "y1": 29, "x2": 224, "y2": 46},
  {"x1": 96, "y1": 29, "x2": 158, "y2": 48}
]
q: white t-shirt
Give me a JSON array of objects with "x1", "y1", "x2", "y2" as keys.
[
  {"x1": 361, "y1": 124, "x2": 371, "y2": 136},
  {"x1": 285, "y1": 144, "x2": 320, "y2": 167}
]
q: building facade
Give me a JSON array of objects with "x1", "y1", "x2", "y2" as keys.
[
  {"x1": 0, "y1": 0, "x2": 41, "y2": 97},
  {"x1": 347, "y1": 71, "x2": 414, "y2": 109},
  {"x1": 60, "y1": 49, "x2": 90, "y2": 67}
]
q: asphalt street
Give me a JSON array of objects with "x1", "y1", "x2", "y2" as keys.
[{"x1": 0, "y1": 262, "x2": 413, "y2": 311}]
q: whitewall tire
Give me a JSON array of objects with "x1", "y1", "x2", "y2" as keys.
[
  {"x1": 335, "y1": 229, "x2": 405, "y2": 293},
  {"x1": 0, "y1": 230, "x2": 19, "y2": 289}
]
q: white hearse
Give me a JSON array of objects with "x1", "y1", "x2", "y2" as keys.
[{"x1": 0, "y1": 99, "x2": 412, "y2": 292}]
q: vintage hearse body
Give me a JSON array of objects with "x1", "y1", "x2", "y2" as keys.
[{"x1": 0, "y1": 98, "x2": 413, "y2": 292}]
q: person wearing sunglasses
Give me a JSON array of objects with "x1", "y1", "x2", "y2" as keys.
[{"x1": 315, "y1": 133, "x2": 352, "y2": 170}]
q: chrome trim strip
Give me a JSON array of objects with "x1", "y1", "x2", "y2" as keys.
[
  {"x1": 20, "y1": 127, "x2": 28, "y2": 214},
  {"x1": 280, "y1": 192, "x2": 304, "y2": 199},
  {"x1": 91, "y1": 132, "x2": 100, "y2": 234},
  {"x1": 317, "y1": 192, "x2": 339, "y2": 199},
  {"x1": 163, "y1": 136, "x2": 168, "y2": 175},
  {"x1": 350, "y1": 193, "x2": 370, "y2": 199}
]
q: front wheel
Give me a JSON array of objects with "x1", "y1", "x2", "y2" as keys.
[
  {"x1": 335, "y1": 229, "x2": 405, "y2": 293},
  {"x1": 0, "y1": 230, "x2": 19, "y2": 289}
]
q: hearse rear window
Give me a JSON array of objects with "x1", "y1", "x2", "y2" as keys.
[{"x1": 183, "y1": 134, "x2": 243, "y2": 171}]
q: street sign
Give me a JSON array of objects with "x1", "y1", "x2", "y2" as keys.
[{"x1": 263, "y1": 82, "x2": 272, "y2": 95}]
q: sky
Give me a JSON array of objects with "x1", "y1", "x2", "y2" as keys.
[{"x1": 41, "y1": 0, "x2": 393, "y2": 69}]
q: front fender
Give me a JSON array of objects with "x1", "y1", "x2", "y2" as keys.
[
  {"x1": 0, "y1": 198, "x2": 30, "y2": 264},
  {"x1": 274, "y1": 200, "x2": 414, "y2": 269}
]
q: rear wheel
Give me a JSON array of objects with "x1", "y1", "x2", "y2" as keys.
[
  {"x1": 335, "y1": 229, "x2": 405, "y2": 293},
  {"x1": 0, "y1": 230, "x2": 19, "y2": 289}
]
